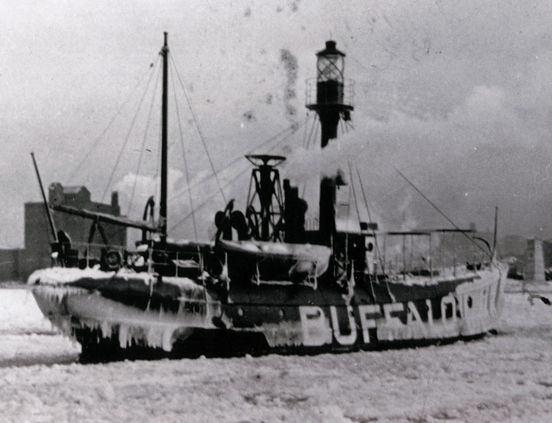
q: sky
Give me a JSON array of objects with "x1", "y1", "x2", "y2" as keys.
[{"x1": 2, "y1": 0, "x2": 552, "y2": 247}]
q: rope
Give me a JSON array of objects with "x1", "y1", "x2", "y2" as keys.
[
  {"x1": 171, "y1": 60, "x2": 198, "y2": 241},
  {"x1": 127, "y1": 63, "x2": 161, "y2": 216},
  {"x1": 305, "y1": 113, "x2": 319, "y2": 149},
  {"x1": 347, "y1": 159, "x2": 362, "y2": 226},
  {"x1": 66, "y1": 56, "x2": 160, "y2": 184},
  {"x1": 393, "y1": 166, "x2": 491, "y2": 259},
  {"x1": 168, "y1": 120, "x2": 305, "y2": 204},
  {"x1": 170, "y1": 55, "x2": 227, "y2": 204},
  {"x1": 168, "y1": 122, "x2": 301, "y2": 232},
  {"x1": 302, "y1": 112, "x2": 311, "y2": 147},
  {"x1": 100, "y1": 60, "x2": 159, "y2": 203},
  {"x1": 354, "y1": 161, "x2": 387, "y2": 300},
  {"x1": 169, "y1": 164, "x2": 251, "y2": 233}
]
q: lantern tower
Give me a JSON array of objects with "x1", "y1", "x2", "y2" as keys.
[{"x1": 306, "y1": 40, "x2": 354, "y2": 247}]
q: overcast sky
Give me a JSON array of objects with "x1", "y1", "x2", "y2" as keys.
[{"x1": 2, "y1": 0, "x2": 552, "y2": 248}]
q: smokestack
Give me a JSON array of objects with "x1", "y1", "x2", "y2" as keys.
[
  {"x1": 284, "y1": 179, "x2": 307, "y2": 243},
  {"x1": 111, "y1": 191, "x2": 120, "y2": 215}
]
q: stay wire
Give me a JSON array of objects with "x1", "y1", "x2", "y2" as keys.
[
  {"x1": 302, "y1": 112, "x2": 310, "y2": 146},
  {"x1": 305, "y1": 113, "x2": 319, "y2": 150},
  {"x1": 170, "y1": 59, "x2": 198, "y2": 241},
  {"x1": 170, "y1": 54, "x2": 227, "y2": 205},
  {"x1": 169, "y1": 121, "x2": 300, "y2": 232},
  {"x1": 347, "y1": 159, "x2": 362, "y2": 226},
  {"x1": 354, "y1": 164, "x2": 373, "y2": 223},
  {"x1": 168, "y1": 163, "x2": 250, "y2": 233},
  {"x1": 127, "y1": 63, "x2": 161, "y2": 216},
  {"x1": 168, "y1": 119, "x2": 306, "y2": 204},
  {"x1": 300, "y1": 115, "x2": 319, "y2": 199},
  {"x1": 348, "y1": 159, "x2": 381, "y2": 299},
  {"x1": 66, "y1": 56, "x2": 160, "y2": 184},
  {"x1": 100, "y1": 62, "x2": 159, "y2": 203},
  {"x1": 354, "y1": 161, "x2": 384, "y2": 296},
  {"x1": 393, "y1": 166, "x2": 491, "y2": 259}
]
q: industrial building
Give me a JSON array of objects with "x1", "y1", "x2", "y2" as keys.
[{"x1": 0, "y1": 183, "x2": 126, "y2": 282}]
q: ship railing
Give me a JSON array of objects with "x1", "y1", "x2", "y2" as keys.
[
  {"x1": 305, "y1": 78, "x2": 355, "y2": 108},
  {"x1": 55, "y1": 240, "x2": 211, "y2": 279},
  {"x1": 55, "y1": 241, "x2": 127, "y2": 270},
  {"x1": 304, "y1": 216, "x2": 319, "y2": 232},
  {"x1": 379, "y1": 229, "x2": 488, "y2": 281}
]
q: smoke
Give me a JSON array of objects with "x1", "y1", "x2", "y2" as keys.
[
  {"x1": 113, "y1": 169, "x2": 213, "y2": 244},
  {"x1": 113, "y1": 162, "x2": 252, "y2": 245},
  {"x1": 278, "y1": 77, "x2": 552, "y2": 239},
  {"x1": 280, "y1": 48, "x2": 299, "y2": 122},
  {"x1": 114, "y1": 169, "x2": 181, "y2": 218}
]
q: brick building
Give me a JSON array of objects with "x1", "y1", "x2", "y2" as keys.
[
  {"x1": 1, "y1": 183, "x2": 127, "y2": 281},
  {"x1": 0, "y1": 248, "x2": 23, "y2": 281}
]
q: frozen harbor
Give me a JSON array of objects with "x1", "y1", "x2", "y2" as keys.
[{"x1": 0, "y1": 285, "x2": 551, "y2": 422}]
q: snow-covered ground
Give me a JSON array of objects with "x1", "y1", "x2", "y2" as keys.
[{"x1": 1, "y1": 286, "x2": 552, "y2": 423}]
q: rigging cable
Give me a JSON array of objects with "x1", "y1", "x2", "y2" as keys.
[
  {"x1": 302, "y1": 112, "x2": 311, "y2": 147},
  {"x1": 170, "y1": 55, "x2": 227, "y2": 205},
  {"x1": 301, "y1": 114, "x2": 319, "y2": 198},
  {"x1": 343, "y1": 170, "x2": 353, "y2": 284},
  {"x1": 169, "y1": 164, "x2": 250, "y2": 233},
  {"x1": 347, "y1": 159, "x2": 362, "y2": 228},
  {"x1": 170, "y1": 60, "x2": 198, "y2": 241},
  {"x1": 354, "y1": 161, "x2": 387, "y2": 300},
  {"x1": 168, "y1": 120, "x2": 304, "y2": 232},
  {"x1": 304, "y1": 112, "x2": 319, "y2": 150},
  {"x1": 66, "y1": 56, "x2": 161, "y2": 184},
  {"x1": 393, "y1": 166, "x2": 491, "y2": 259},
  {"x1": 344, "y1": 118, "x2": 355, "y2": 132},
  {"x1": 168, "y1": 119, "x2": 306, "y2": 204},
  {"x1": 100, "y1": 59, "x2": 159, "y2": 204},
  {"x1": 127, "y1": 62, "x2": 161, "y2": 216}
]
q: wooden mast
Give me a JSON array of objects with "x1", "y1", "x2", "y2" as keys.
[
  {"x1": 30, "y1": 152, "x2": 58, "y2": 244},
  {"x1": 160, "y1": 32, "x2": 169, "y2": 243}
]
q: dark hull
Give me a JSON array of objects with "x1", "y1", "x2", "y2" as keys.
[{"x1": 30, "y1": 263, "x2": 506, "y2": 360}]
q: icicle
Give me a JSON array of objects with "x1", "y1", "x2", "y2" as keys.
[
  {"x1": 118, "y1": 324, "x2": 130, "y2": 348},
  {"x1": 342, "y1": 261, "x2": 355, "y2": 303},
  {"x1": 253, "y1": 261, "x2": 261, "y2": 285}
]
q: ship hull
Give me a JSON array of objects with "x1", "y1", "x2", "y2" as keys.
[{"x1": 30, "y1": 263, "x2": 506, "y2": 360}]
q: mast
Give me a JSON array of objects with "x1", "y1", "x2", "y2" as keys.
[
  {"x1": 492, "y1": 206, "x2": 498, "y2": 258},
  {"x1": 160, "y1": 32, "x2": 169, "y2": 243},
  {"x1": 30, "y1": 152, "x2": 58, "y2": 244}
]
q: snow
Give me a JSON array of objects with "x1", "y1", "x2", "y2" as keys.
[
  {"x1": 27, "y1": 266, "x2": 142, "y2": 286},
  {"x1": 1, "y1": 285, "x2": 552, "y2": 422}
]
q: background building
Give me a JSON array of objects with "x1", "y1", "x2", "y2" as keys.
[
  {"x1": 0, "y1": 248, "x2": 23, "y2": 281},
  {"x1": 0, "y1": 183, "x2": 127, "y2": 281}
]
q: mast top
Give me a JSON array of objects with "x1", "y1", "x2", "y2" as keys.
[
  {"x1": 316, "y1": 40, "x2": 345, "y2": 57},
  {"x1": 162, "y1": 32, "x2": 169, "y2": 53}
]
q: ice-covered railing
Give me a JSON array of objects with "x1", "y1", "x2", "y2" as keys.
[
  {"x1": 63, "y1": 240, "x2": 126, "y2": 267},
  {"x1": 376, "y1": 229, "x2": 492, "y2": 282},
  {"x1": 52, "y1": 239, "x2": 214, "y2": 279}
]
